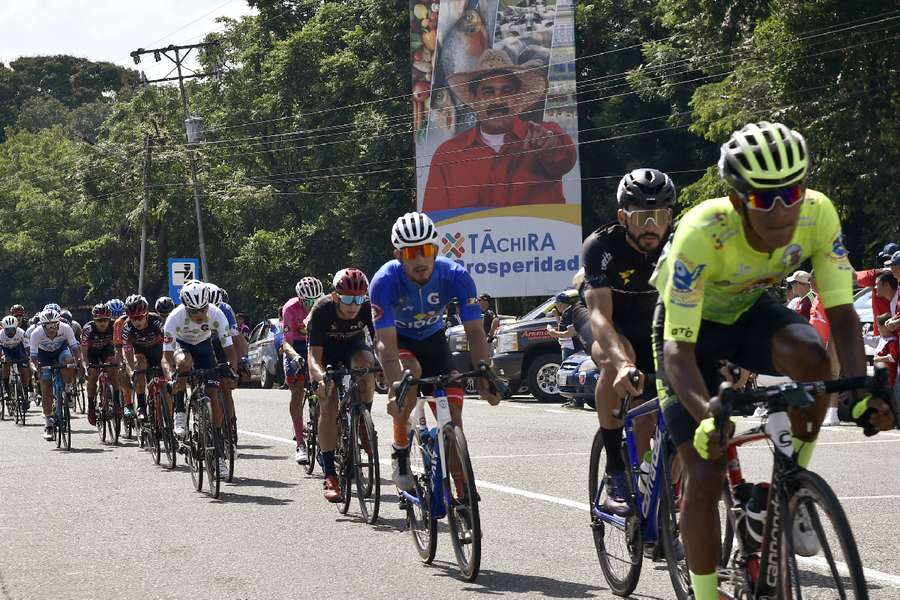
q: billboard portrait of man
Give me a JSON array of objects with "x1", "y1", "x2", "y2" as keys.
[{"x1": 422, "y1": 48, "x2": 577, "y2": 212}]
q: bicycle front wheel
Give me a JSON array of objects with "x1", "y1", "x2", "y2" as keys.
[
  {"x1": 407, "y1": 429, "x2": 437, "y2": 563},
  {"x1": 780, "y1": 469, "x2": 868, "y2": 599},
  {"x1": 589, "y1": 428, "x2": 642, "y2": 596},
  {"x1": 303, "y1": 395, "x2": 318, "y2": 475},
  {"x1": 351, "y1": 406, "x2": 380, "y2": 525},
  {"x1": 160, "y1": 398, "x2": 176, "y2": 469},
  {"x1": 60, "y1": 394, "x2": 72, "y2": 450},
  {"x1": 187, "y1": 399, "x2": 203, "y2": 492},
  {"x1": 658, "y1": 440, "x2": 690, "y2": 600},
  {"x1": 335, "y1": 415, "x2": 352, "y2": 515},
  {"x1": 14, "y1": 380, "x2": 24, "y2": 426},
  {"x1": 442, "y1": 423, "x2": 482, "y2": 582},
  {"x1": 202, "y1": 405, "x2": 220, "y2": 499}
]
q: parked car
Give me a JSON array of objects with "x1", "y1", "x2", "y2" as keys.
[
  {"x1": 490, "y1": 290, "x2": 579, "y2": 402},
  {"x1": 246, "y1": 318, "x2": 284, "y2": 389},
  {"x1": 557, "y1": 350, "x2": 597, "y2": 406},
  {"x1": 446, "y1": 315, "x2": 517, "y2": 394},
  {"x1": 853, "y1": 287, "x2": 878, "y2": 363}
]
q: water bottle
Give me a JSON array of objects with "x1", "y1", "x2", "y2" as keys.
[
  {"x1": 638, "y1": 450, "x2": 652, "y2": 497},
  {"x1": 734, "y1": 482, "x2": 768, "y2": 554}
]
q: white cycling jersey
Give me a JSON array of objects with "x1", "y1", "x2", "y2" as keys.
[
  {"x1": 0, "y1": 327, "x2": 28, "y2": 349},
  {"x1": 29, "y1": 323, "x2": 79, "y2": 356},
  {"x1": 163, "y1": 304, "x2": 233, "y2": 351}
]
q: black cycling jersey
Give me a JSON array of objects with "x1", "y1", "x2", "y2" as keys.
[
  {"x1": 121, "y1": 314, "x2": 165, "y2": 350},
  {"x1": 80, "y1": 321, "x2": 114, "y2": 351},
  {"x1": 307, "y1": 297, "x2": 375, "y2": 348}
]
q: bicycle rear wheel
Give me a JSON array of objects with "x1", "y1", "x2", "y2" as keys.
[
  {"x1": 779, "y1": 469, "x2": 868, "y2": 599},
  {"x1": 589, "y1": 428, "x2": 642, "y2": 596},
  {"x1": 112, "y1": 392, "x2": 122, "y2": 445},
  {"x1": 442, "y1": 423, "x2": 482, "y2": 581},
  {"x1": 351, "y1": 406, "x2": 380, "y2": 525},
  {"x1": 60, "y1": 394, "x2": 72, "y2": 450},
  {"x1": 160, "y1": 397, "x2": 176, "y2": 469},
  {"x1": 658, "y1": 441, "x2": 690, "y2": 600},
  {"x1": 407, "y1": 429, "x2": 437, "y2": 563},
  {"x1": 187, "y1": 399, "x2": 203, "y2": 492},
  {"x1": 303, "y1": 394, "x2": 318, "y2": 475}
]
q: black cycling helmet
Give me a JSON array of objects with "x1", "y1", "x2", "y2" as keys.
[
  {"x1": 155, "y1": 296, "x2": 175, "y2": 316},
  {"x1": 59, "y1": 309, "x2": 73, "y2": 323},
  {"x1": 616, "y1": 169, "x2": 676, "y2": 209}
]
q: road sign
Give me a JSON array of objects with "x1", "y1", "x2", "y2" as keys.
[{"x1": 168, "y1": 258, "x2": 201, "y2": 304}]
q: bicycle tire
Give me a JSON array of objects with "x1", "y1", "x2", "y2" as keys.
[
  {"x1": 14, "y1": 379, "x2": 24, "y2": 426},
  {"x1": 335, "y1": 413, "x2": 352, "y2": 515},
  {"x1": 658, "y1": 441, "x2": 690, "y2": 600},
  {"x1": 589, "y1": 428, "x2": 642, "y2": 596},
  {"x1": 351, "y1": 406, "x2": 380, "y2": 525},
  {"x1": 112, "y1": 391, "x2": 121, "y2": 445},
  {"x1": 0, "y1": 381, "x2": 6, "y2": 420},
  {"x1": 61, "y1": 394, "x2": 72, "y2": 450},
  {"x1": 75, "y1": 379, "x2": 86, "y2": 414},
  {"x1": 222, "y1": 406, "x2": 235, "y2": 483},
  {"x1": 160, "y1": 397, "x2": 176, "y2": 469},
  {"x1": 407, "y1": 428, "x2": 438, "y2": 563},
  {"x1": 720, "y1": 483, "x2": 735, "y2": 569},
  {"x1": 303, "y1": 394, "x2": 318, "y2": 475},
  {"x1": 188, "y1": 398, "x2": 203, "y2": 492},
  {"x1": 442, "y1": 423, "x2": 482, "y2": 581},
  {"x1": 148, "y1": 399, "x2": 161, "y2": 465},
  {"x1": 202, "y1": 402, "x2": 220, "y2": 499},
  {"x1": 780, "y1": 469, "x2": 868, "y2": 599}
]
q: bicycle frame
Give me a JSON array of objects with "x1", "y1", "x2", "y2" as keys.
[{"x1": 399, "y1": 388, "x2": 453, "y2": 520}]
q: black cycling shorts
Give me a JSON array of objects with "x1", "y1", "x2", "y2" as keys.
[
  {"x1": 212, "y1": 336, "x2": 227, "y2": 364},
  {"x1": 654, "y1": 292, "x2": 810, "y2": 447},
  {"x1": 176, "y1": 339, "x2": 217, "y2": 371},
  {"x1": 132, "y1": 344, "x2": 163, "y2": 369},
  {"x1": 397, "y1": 330, "x2": 461, "y2": 398},
  {"x1": 321, "y1": 335, "x2": 371, "y2": 370},
  {"x1": 87, "y1": 346, "x2": 116, "y2": 367},
  {"x1": 573, "y1": 303, "x2": 655, "y2": 373}
]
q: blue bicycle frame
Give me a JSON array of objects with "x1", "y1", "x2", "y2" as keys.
[
  {"x1": 592, "y1": 397, "x2": 669, "y2": 546},
  {"x1": 398, "y1": 388, "x2": 451, "y2": 520}
]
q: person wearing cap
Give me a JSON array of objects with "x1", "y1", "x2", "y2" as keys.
[
  {"x1": 786, "y1": 270, "x2": 813, "y2": 320},
  {"x1": 478, "y1": 294, "x2": 500, "y2": 342},
  {"x1": 548, "y1": 291, "x2": 584, "y2": 409},
  {"x1": 853, "y1": 245, "x2": 899, "y2": 337},
  {"x1": 421, "y1": 48, "x2": 577, "y2": 212},
  {"x1": 873, "y1": 272, "x2": 900, "y2": 387}
]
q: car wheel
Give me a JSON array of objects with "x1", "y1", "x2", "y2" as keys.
[
  {"x1": 260, "y1": 364, "x2": 274, "y2": 389},
  {"x1": 525, "y1": 353, "x2": 561, "y2": 403}
]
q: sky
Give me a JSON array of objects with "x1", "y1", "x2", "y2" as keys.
[{"x1": 0, "y1": 0, "x2": 257, "y2": 77}]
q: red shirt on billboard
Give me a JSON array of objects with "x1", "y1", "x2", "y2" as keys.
[{"x1": 422, "y1": 116, "x2": 577, "y2": 211}]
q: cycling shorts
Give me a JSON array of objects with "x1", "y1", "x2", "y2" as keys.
[
  {"x1": 573, "y1": 303, "x2": 654, "y2": 373},
  {"x1": 37, "y1": 346, "x2": 74, "y2": 381},
  {"x1": 398, "y1": 330, "x2": 463, "y2": 404},
  {"x1": 87, "y1": 346, "x2": 116, "y2": 367},
  {"x1": 654, "y1": 292, "x2": 810, "y2": 448},
  {"x1": 283, "y1": 340, "x2": 308, "y2": 386},
  {"x1": 133, "y1": 344, "x2": 163, "y2": 370},
  {"x1": 2, "y1": 344, "x2": 28, "y2": 367},
  {"x1": 175, "y1": 339, "x2": 217, "y2": 371},
  {"x1": 321, "y1": 336, "x2": 372, "y2": 372},
  {"x1": 212, "y1": 336, "x2": 227, "y2": 364}
]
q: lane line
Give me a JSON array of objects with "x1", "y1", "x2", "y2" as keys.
[
  {"x1": 238, "y1": 427, "x2": 900, "y2": 587},
  {"x1": 470, "y1": 451, "x2": 590, "y2": 460}
]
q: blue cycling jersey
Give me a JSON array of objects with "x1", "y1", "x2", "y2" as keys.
[
  {"x1": 369, "y1": 256, "x2": 481, "y2": 341},
  {"x1": 212, "y1": 302, "x2": 238, "y2": 340}
]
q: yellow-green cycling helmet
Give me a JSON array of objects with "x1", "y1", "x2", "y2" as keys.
[{"x1": 718, "y1": 121, "x2": 808, "y2": 192}]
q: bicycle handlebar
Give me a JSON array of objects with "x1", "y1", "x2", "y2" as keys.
[
  {"x1": 392, "y1": 361, "x2": 508, "y2": 410},
  {"x1": 611, "y1": 370, "x2": 644, "y2": 420},
  {"x1": 324, "y1": 365, "x2": 383, "y2": 382}
]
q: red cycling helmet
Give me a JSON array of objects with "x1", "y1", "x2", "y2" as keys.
[
  {"x1": 333, "y1": 268, "x2": 369, "y2": 296},
  {"x1": 124, "y1": 294, "x2": 149, "y2": 318},
  {"x1": 9, "y1": 304, "x2": 25, "y2": 318}
]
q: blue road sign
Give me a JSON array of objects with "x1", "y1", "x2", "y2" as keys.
[{"x1": 168, "y1": 258, "x2": 201, "y2": 304}]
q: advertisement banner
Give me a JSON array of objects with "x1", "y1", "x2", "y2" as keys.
[{"x1": 410, "y1": 0, "x2": 582, "y2": 297}]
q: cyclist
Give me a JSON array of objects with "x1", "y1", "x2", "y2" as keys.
[
  {"x1": 208, "y1": 283, "x2": 241, "y2": 440},
  {"x1": 307, "y1": 268, "x2": 377, "y2": 501},
  {"x1": 0, "y1": 314, "x2": 31, "y2": 399},
  {"x1": 163, "y1": 281, "x2": 237, "y2": 476},
  {"x1": 10, "y1": 304, "x2": 27, "y2": 329},
  {"x1": 370, "y1": 212, "x2": 499, "y2": 491},
  {"x1": 651, "y1": 121, "x2": 895, "y2": 600},
  {"x1": 29, "y1": 309, "x2": 79, "y2": 440},
  {"x1": 81, "y1": 303, "x2": 120, "y2": 426},
  {"x1": 106, "y1": 297, "x2": 138, "y2": 420},
  {"x1": 60, "y1": 309, "x2": 83, "y2": 369},
  {"x1": 122, "y1": 295, "x2": 167, "y2": 422},
  {"x1": 282, "y1": 276, "x2": 324, "y2": 464},
  {"x1": 155, "y1": 296, "x2": 175, "y2": 320},
  {"x1": 573, "y1": 168, "x2": 675, "y2": 515}
]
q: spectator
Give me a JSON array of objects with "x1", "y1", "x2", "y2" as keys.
[
  {"x1": 478, "y1": 294, "x2": 500, "y2": 343},
  {"x1": 854, "y1": 243, "x2": 898, "y2": 336},
  {"x1": 874, "y1": 272, "x2": 899, "y2": 386},
  {"x1": 786, "y1": 270, "x2": 813, "y2": 319},
  {"x1": 547, "y1": 292, "x2": 584, "y2": 409},
  {"x1": 785, "y1": 283, "x2": 798, "y2": 309},
  {"x1": 444, "y1": 300, "x2": 463, "y2": 330},
  {"x1": 236, "y1": 313, "x2": 250, "y2": 339}
]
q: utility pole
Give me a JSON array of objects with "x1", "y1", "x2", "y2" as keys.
[
  {"x1": 130, "y1": 42, "x2": 219, "y2": 280},
  {"x1": 138, "y1": 134, "x2": 152, "y2": 295}
]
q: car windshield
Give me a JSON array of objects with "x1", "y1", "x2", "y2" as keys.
[
  {"x1": 521, "y1": 297, "x2": 555, "y2": 321},
  {"x1": 853, "y1": 288, "x2": 871, "y2": 311}
]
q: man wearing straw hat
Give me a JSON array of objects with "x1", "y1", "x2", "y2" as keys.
[{"x1": 422, "y1": 48, "x2": 577, "y2": 212}]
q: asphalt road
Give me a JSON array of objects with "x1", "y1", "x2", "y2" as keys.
[{"x1": 1, "y1": 388, "x2": 898, "y2": 600}]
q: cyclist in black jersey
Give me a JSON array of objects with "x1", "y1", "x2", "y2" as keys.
[
  {"x1": 122, "y1": 295, "x2": 165, "y2": 422},
  {"x1": 573, "y1": 168, "x2": 675, "y2": 515},
  {"x1": 81, "y1": 304, "x2": 120, "y2": 426}
]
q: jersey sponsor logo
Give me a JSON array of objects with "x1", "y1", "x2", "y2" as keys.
[
  {"x1": 427, "y1": 292, "x2": 440, "y2": 305},
  {"x1": 396, "y1": 312, "x2": 442, "y2": 329},
  {"x1": 780, "y1": 243, "x2": 803, "y2": 269},
  {"x1": 466, "y1": 297, "x2": 478, "y2": 305},
  {"x1": 672, "y1": 259, "x2": 705, "y2": 292},
  {"x1": 521, "y1": 329, "x2": 551, "y2": 340},
  {"x1": 830, "y1": 233, "x2": 848, "y2": 258},
  {"x1": 619, "y1": 269, "x2": 635, "y2": 286},
  {"x1": 371, "y1": 303, "x2": 384, "y2": 322},
  {"x1": 600, "y1": 251, "x2": 612, "y2": 271},
  {"x1": 669, "y1": 326, "x2": 694, "y2": 339}
]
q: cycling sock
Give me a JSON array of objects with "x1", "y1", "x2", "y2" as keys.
[
  {"x1": 321, "y1": 450, "x2": 336, "y2": 476},
  {"x1": 690, "y1": 571, "x2": 718, "y2": 600},
  {"x1": 292, "y1": 416, "x2": 304, "y2": 443},
  {"x1": 137, "y1": 394, "x2": 146, "y2": 410},
  {"x1": 393, "y1": 420, "x2": 409, "y2": 447},
  {"x1": 601, "y1": 427, "x2": 626, "y2": 473},
  {"x1": 791, "y1": 437, "x2": 816, "y2": 469},
  {"x1": 174, "y1": 391, "x2": 186, "y2": 413}
]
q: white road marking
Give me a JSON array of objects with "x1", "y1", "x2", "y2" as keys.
[
  {"x1": 837, "y1": 495, "x2": 900, "y2": 501},
  {"x1": 469, "y1": 451, "x2": 590, "y2": 460},
  {"x1": 544, "y1": 410, "x2": 569, "y2": 414},
  {"x1": 237, "y1": 427, "x2": 900, "y2": 587}
]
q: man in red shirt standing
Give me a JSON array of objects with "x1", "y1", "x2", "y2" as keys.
[
  {"x1": 854, "y1": 243, "x2": 898, "y2": 336},
  {"x1": 422, "y1": 49, "x2": 577, "y2": 212}
]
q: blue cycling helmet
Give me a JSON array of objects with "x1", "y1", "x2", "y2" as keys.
[
  {"x1": 43, "y1": 303, "x2": 61, "y2": 312},
  {"x1": 106, "y1": 298, "x2": 125, "y2": 318}
]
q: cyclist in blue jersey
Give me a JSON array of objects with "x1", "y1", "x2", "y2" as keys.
[{"x1": 370, "y1": 212, "x2": 500, "y2": 490}]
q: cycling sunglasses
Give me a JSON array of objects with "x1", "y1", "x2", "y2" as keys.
[
  {"x1": 338, "y1": 294, "x2": 366, "y2": 305},
  {"x1": 129, "y1": 313, "x2": 148, "y2": 322},
  {"x1": 739, "y1": 184, "x2": 806, "y2": 212},
  {"x1": 399, "y1": 243, "x2": 438, "y2": 260},
  {"x1": 623, "y1": 208, "x2": 672, "y2": 228},
  {"x1": 187, "y1": 307, "x2": 207, "y2": 316}
]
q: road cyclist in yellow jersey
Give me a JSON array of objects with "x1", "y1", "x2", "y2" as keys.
[{"x1": 651, "y1": 121, "x2": 896, "y2": 600}]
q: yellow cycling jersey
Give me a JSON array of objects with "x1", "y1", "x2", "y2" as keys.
[{"x1": 652, "y1": 189, "x2": 853, "y2": 343}]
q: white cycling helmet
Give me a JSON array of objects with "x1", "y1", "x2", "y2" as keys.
[
  {"x1": 206, "y1": 283, "x2": 221, "y2": 305},
  {"x1": 179, "y1": 281, "x2": 210, "y2": 310},
  {"x1": 39, "y1": 309, "x2": 61, "y2": 325},
  {"x1": 391, "y1": 212, "x2": 439, "y2": 249},
  {"x1": 295, "y1": 276, "x2": 324, "y2": 300},
  {"x1": 1, "y1": 315, "x2": 17, "y2": 330}
]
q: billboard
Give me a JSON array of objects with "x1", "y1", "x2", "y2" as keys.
[{"x1": 410, "y1": 0, "x2": 581, "y2": 297}]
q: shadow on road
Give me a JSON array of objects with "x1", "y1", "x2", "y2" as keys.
[
  {"x1": 58, "y1": 447, "x2": 108, "y2": 454},
  {"x1": 227, "y1": 476, "x2": 296, "y2": 489},
  {"x1": 212, "y1": 492, "x2": 294, "y2": 506},
  {"x1": 237, "y1": 453, "x2": 286, "y2": 461},
  {"x1": 419, "y1": 561, "x2": 606, "y2": 597}
]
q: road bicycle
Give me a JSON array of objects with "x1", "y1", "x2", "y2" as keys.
[
  {"x1": 136, "y1": 367, "x2": 177, "y2": 468},
  {"x1": 93, "y1": 363, "x2": 121, "y2": 445},
  {"x1": 45, "y1": 364, "x2": 74, "y2": 450},
  {"x1": 589, "y1": 374, "x2": 688, "y2": 598},
  {"x1": 302, "y1": 380, "x2": 319, "y2": 475},
  {"x1": 394, "y1": 362, "x2": 507, "y2": 582},
  {"x1": 321, "y1": 365, "x2": 383, "y2": 525},
  {"x1": 699, "y1": 372, "x2": 898, "y2": 599},
  {"x1": 74, "y1": 367, "x2": 87, "y2": 414},
  {"x1": 179, "y1": 365, "x2": 231, "y2": 499},
  {"x1": 2, "y1": 358, "x2": 28, "y2": 426}
]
